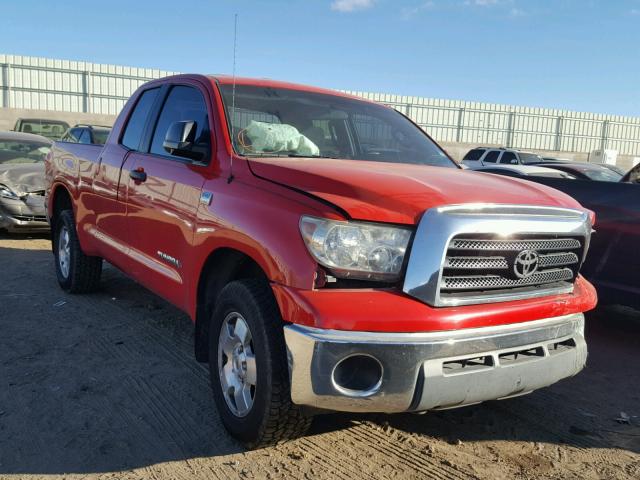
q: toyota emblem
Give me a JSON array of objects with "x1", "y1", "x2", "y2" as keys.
[{"x1": 513, "y1": 250, "x2": 539, "y2": 279}]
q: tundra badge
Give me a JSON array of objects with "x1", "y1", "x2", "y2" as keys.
[{"x1": 157, "y1": 251, "x2": 182, "y2": 269}]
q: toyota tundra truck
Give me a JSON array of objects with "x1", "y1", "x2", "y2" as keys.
[{"x1": 45, "y1": 74, "x2": 597, "y2": 448}]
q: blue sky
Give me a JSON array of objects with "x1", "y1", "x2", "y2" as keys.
[{"x1": 2, "y1": 0, "x2": 639, "y2": 116}]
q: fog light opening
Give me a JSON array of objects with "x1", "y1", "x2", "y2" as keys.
[{"x1": 331, "y1": 354, "x2": 383, "y2": 397}]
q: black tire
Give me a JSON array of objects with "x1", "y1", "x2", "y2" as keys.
[
  {"x1": 208, "y1": 279, "x2": 312, "y2": 448},
  {"x1": 53, "y1": 209, "x2": 102, "y2": 293}
]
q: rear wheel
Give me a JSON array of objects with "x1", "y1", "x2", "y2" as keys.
[
  {"x1": 208, "y1": 279, "x2": 312, "y2": 448},
  {"x1": 53, "y1": 210, "x2": 102, "y2": 293}
]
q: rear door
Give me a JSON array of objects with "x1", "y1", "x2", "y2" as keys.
[
  {"x1": 499, "y1": 151, "x2": 518, "y2": 165},
  {"x1": 86, "y1": 86, "x2": 161, "y2": 270},
  {"x1": 123, "y1": 82, "x2": 213, "y2": 310},
  {"x1": 481, "y1": 150, "x2": 501, "y2": 165}
]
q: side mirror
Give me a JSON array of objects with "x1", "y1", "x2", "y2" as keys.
[{"x1": 163, "y1": 121, "x2": 203, "y2": 161}]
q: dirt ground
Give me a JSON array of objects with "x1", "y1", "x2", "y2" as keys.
[{"x1": 0, "y1": 233, "x2": 638, "y2": 480}]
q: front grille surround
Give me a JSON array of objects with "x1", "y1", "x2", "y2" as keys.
[
  {"x1": 402, "y1": 204, "x2": 593, "y2": 307},
  {"x1": 441, "y1": 233, "x2": 584, "y2": 299}
]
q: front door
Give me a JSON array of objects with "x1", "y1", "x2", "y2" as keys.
[{"x1": 124, "y1": 83, "x2": 213, "y2": 310}]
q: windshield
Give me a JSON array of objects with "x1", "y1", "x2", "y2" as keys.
[
  {"x1": 532, "y1": 171, "x2": 576, "y2": 179},
  {"x1": 519, "y1": 152, "x2": 544, "y2": 164},
  {"x1": 0, "y1": 140, "x2": 51, "y2": 165},
  {"x1": 581, "y1": 167, "x2": 622, "y2": 182},
  {"x1": 219, "y1": 85, "x2": 455, "y2": 168},
  {"x1": 600, "y1": 164, "x2": 626, "y2": 176},
  {"x1": 16, "y1": 120, "x2": 69, "y2": 140}
]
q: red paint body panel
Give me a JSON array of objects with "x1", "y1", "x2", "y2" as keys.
[
  {"x1": 45, "y1": 73, "x2": 596, "y2": 334},
  {"x1": 249, "y1": 158, "x2": 584, "y2": 224},
  {"x1": 272, "y1": 276, "x2": 597, "y2": 333}
]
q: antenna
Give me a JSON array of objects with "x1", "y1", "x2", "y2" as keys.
[{"x1": 227, "y1": 13, "x2": 238, "y2": 184}]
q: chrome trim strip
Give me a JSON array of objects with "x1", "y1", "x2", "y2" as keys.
[
  {"x1": 402, "y1": 204, "x2": 592, "y2": 307},
  {"x1": 286, "y1": 313, "x2": 582, "y2": 344}
]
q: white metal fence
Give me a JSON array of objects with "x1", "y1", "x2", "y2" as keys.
[
  {"x1": 2, "y1": 54, "x2": 639, "y2": 156},
  {"x1": 0, "y1": 54, "x2": 177, "y2": 116},
  {"x1": 345, "y1": 93, "x2": 640, "y2": 157}
]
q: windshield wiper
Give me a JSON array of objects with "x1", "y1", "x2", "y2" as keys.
[
  {"x1": 241, "y1": 152, "x2": 339, "y2": 159},
  {"x1": 286, "y1": 153, "x2": 339, "y2": 159}
]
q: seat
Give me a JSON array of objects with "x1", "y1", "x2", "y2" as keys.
[{"x1": 302, "y1": 126, "x2": 326, "y2": 151}]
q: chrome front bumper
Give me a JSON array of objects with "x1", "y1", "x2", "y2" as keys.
[{"x1": 284, "y1": 313, "x2": 586, "y2": 413}]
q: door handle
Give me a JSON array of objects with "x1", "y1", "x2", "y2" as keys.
[{"x1": 129, "y1": 167, "x2": 147, "y2": 183}]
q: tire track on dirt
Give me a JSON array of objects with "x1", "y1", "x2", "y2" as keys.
[
  {"x1": 294, "y1": 437, "x2": 377, "y2": 480},
  {"x1": 488, "y1": 397, "x2": 600, "y2": 450},
  {"x1": 348, "y1": 421, "x2": 477, "y2": 480}
]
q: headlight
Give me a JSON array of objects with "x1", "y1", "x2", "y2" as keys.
[
  {"x1": 299, "y1": 216, "x2": 412, "y2": 281},
  {"x1": 0, "y1": 184, "x2": 19, "y2": 200}
]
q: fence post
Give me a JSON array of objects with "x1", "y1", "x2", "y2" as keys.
[
  {"x1": 83, "y1": 71, "x2": 91, "y2": 113},
  {"x1": 2, "y1": 63, "x2": 10, "y2": 109},
  {"x1": 600, "y1": 120, "x2": 609, "y2": 153},
  {"x1": 555, "y1": 116, "x2": 563, "y2": 151},
  {"x1": 456, "y1": 108, "x2": 465, "y2": 142},
  {"x1": 505, "y1": 111, "x2": 515, "y2": 147}
]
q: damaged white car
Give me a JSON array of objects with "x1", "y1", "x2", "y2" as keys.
[{"x1": 0, "y1": 131, "x2": 52, "y2": 233}]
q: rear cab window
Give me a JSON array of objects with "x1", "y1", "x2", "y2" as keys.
[{"x1": 121, "y1": 87, "x2": 160, "y2": 151}]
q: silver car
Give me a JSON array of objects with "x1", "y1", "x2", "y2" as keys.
[{"x1": 0, "y1": 131, "x2": 52, "y2": 233}]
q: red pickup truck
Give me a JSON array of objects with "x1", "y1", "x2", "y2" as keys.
[{"x1": 45, "y1": 74, "x2": 597, "y2": 447}]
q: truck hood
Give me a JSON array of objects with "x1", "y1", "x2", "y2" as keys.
[
  {"x1": 249, "y1": 158, "x2": 583, "y2": 224},
  {"x1": 0, "y1": 163, "x2": 46, "y2": 196}
]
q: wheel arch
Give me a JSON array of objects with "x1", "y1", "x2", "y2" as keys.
[
  {"x1": 49, "y1": 184, "x2": 73, "y2": 223},
  {"x1": 49, "y1": 184, "x2": 74, "y2": 249},
  {"x1": 194, "y1": 247, "x2": 271, "y2": 362}
]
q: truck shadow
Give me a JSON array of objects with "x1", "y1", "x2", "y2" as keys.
[{"x1": 0, "y1": 241, "x2": 638, "y2": 476}]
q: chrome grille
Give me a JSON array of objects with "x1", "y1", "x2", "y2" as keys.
[
  {"x1": 442, "y1": 268, "x2": 574, "y2": 290},
  {"x1": 444, "y1": 256, "x2": 508, "y2": 269},
  {"x1": 441, "y1": 234, "x2": 584, "y2": 300},
  {"x1": 449, "y1": 238, "x2": 581, "y2": 251},
  {"x1": 538, "y1": 252, "x2": 579, "y2": 268}
]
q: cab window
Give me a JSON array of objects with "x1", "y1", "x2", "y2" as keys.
[
  {"x1": 149, "y1": 85, "x2": 211, "y2": 162},
  {"x1": 463, "y1": 148, "x2": 485, "y2": 161},
  {"x1": 499, "y1": 152, "x2": 518, "y2": 164},
  {"x1": 483, "y1": 151, "x2": 500, "y2": 163},
  {"x1": 121, "y1": 87, "x2": 160, "y2": 150}
]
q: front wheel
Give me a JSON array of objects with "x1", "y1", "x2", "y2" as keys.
[
  {"x1": 53, "y1": 210, "x2": 102, "y2": 293},
  {"x1": 208, "y1": 279, "x2": 312, "y2": 448}
]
